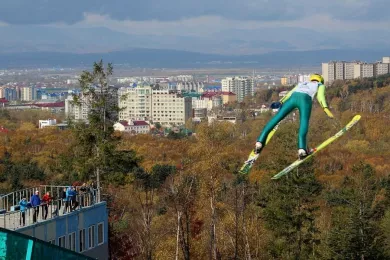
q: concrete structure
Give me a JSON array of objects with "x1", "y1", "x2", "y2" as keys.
[
  {"x1": 280, "y1": 77, "x2": 288, "y2": 86},
  {"x1": 193, "y1": 108, "x2": 207, "y2": 120},
  {"x1": 207, "y1": 115, "x2": 241, "y2": 125},
  {"x1": 221, "y1": 92, "x2": 237, "y2": 104},
  {"x1": 21, "y1": 87, "x2": 36, "y2": 101},
  {"x1": 354, "y1": 63, "x2": 374, "y2": 79},
  {"x1": 374, "y1": 62, "x2": 390, "y2": 76},
  {"x1": 344, "y1": 62, "x2": 357, "y2": 80},
  {"x1": 118, "y1": 85, "x2": 193, "y2": 127},
  {"x1": 39, "y1": 119, "x2": 57, "y2": 129},
  {"x1": 151, "y1": 89, "x2": 192, "y2": 126},
  {"x1": 65, "y1": 94, "x2": 91, "y2": 121},
  {"x1": 298, "y1": 74, "x2": 310, "y2": 83},
  {"x1": 66, "y1": 85, "x2": 118, "y2": 122},
  {"x1": 176, "y1": 82, "x2": 204, "y2": 93},
  {"x1": 0, "y1": 185, "x2": 108, "y2": 259},
  {"x1": 221, "y1": 77, "x2": 254, "y2": 102},
  {"x1": 113, "y1": 120, "x2": 150, "y2": 134},
  {"x1": 118, "y1": 85, "x2": 152, "y2": 121},
  {"x1": 323, "y1": 57, "x2": 390, "y2": 83}
]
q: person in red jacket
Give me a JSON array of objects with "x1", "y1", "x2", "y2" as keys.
[{"x1": 42, "y1": 192, "x2": 52, "y2": 220}]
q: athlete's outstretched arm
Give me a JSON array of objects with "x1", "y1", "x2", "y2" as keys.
[{"x1": 317, "y1": 84, "x2": 334, "y2": 118}]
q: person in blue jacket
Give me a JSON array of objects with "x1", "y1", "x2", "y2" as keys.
[
  {"x1": 19, "y1": 197, "x2": 28, "y2": 226},
  {"x1": 63, "y1": 186, "x2": 72, "y2": 214},
  {"x1": 30, "y1": 190, "x2": 41, "y2": 223}
]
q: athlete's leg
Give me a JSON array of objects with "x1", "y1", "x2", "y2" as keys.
[
  {"x1": 296, "y1": 92, "x2": 312, "y2": 150},
  {"x1": 257, "y1": 97, "x2": 296, "y2": 145}
]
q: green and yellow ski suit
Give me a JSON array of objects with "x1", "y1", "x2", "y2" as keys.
[{"x1": 257, "y1": 81, "x2": 329, "y2": 150}]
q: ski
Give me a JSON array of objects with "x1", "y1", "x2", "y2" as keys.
[
  {"x1": 239, "y1": 123, "x2": 280, "y2": 175},
  {"x1": 271, "y1": 114, "x2": 361, "y2": 180}
]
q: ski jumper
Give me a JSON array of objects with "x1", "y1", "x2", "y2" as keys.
[{"x1": 257, "y1": 81, "x2": 329, "y2": 150}]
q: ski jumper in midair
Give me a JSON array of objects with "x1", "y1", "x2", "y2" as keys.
[{"x1": 254, "y1": 74, "x2": 334, "y2": 159}]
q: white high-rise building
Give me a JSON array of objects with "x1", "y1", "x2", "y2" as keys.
[
  {"x1": 383, "y1": 57, "x2": 390, "y2": 64},
  {"x1": 322, "y1": 62, "x2": 334, "y2": 84},
  {"x1": 65, "y1": 85, "x2": 118, "y2": 122},
  {"x1": 118, "y1": 85, "x2": 192, "y2": 127},
  {"x1": 298, "y1": 74, "x2": 310, "y2": 83},
  {"x1": 353, "y1": 63, "x2": 375, "y2": 79},
  {"x1": 176, "y1": 82, "x2": 204, "y2": 92},
  {"x1": 344, "y1": 62, "x2": 358, "y2": 80},
  {"x1": 375, "y1": 62, "x2": 390, "y2": 76},
  {"x1": 118, "y1": 85, "x2": 152, "y2": 121},
  {"x1": 21, "y1": 86, "x2": 36, "y2": 101},
  {"x1": 221, "y1": 77, "x2": 254, "y2": 102},
  {"x1": 65, "y1": 93, "x2": 91, "y2": 121}
]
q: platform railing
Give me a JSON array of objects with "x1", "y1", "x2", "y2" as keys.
[
  {"x1": 0, "y1": 185, "x2": 99, "y2": 213},
  {"x1": 0, "y1": 189, "x2": 99, "y2": 230}
]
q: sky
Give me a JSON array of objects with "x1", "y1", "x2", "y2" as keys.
[{"x1": 0, "y1": 0, "x2": 389, "y2": 54}]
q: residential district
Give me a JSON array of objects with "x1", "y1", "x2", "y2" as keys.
[{"x1": 0, "y1": 56, "x2": 389, "y2": 135}]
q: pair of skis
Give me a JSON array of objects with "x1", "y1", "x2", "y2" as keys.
[{"x1": 239, "y1": 114, "x2": 361, "y2": 179}]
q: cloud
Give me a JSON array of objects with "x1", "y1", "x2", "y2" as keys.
[{"x1": 0, "y1": 0, "x2": 389, "y2": 25}]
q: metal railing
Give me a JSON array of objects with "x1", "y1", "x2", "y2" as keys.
[
  {"x1": 0, "y1": 190, "x2": 99, "y2": 230},
  {"x1": 0, "y1": 185, "x2": 100, "y2": 213}
]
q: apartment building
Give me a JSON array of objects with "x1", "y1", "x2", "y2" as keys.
[
  {"x1": 118, "y1": 85, "x2": 192, "y2": 127},
  {"x1": 65, "y1": 93, "x2": 91, "y2": 121},
  {"x1": 21, "y1": 86, "x2": 37, "y2": 101},
  {"x1": 374, "y1": 62, "x2": 390, "y2": 76},
  {"x1": 151, "y1": 89, "x2": 192, "y2": 126},
  {"x1": 118, "y1": 85, "x2": 152, "y2": 121},
  {"x1": 176, "y1": 82, "x2": 204, "y2": 93},
  {"x1": 280, "y1": 77, "x2": 288, "y2": 86},
  {"x1": 221, "y1": 77, "x2": 253, "y2": 102},
  {"x1": 65, "y1": 85, "x2": 118, "y2": 122},
  {"x1": 322, "y1": 57, "x2": 390, "y2": 84},
  {"x1": 344, "y1": 62, "x2": 357, "y2": 80},
  {"x1": 354, "y1": 63, "x2": 374, "y2": 79}
]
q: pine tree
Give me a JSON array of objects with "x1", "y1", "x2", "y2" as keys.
[
  {"x1": 68, "y1": 60, "x2": 138, "y2": 187},
  {"x1": 259, "y1": 160, "x2": 323, "y2": 260},
  {"x1": 326, "y1": 162, "x2": 386, "y2": 259}
]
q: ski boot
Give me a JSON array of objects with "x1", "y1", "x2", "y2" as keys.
[
  {"x1": 298, "y1": 148, "x2": 314, "y2": 160},
  {"x1": 254, "y1": 142, "x2": 263, "y2": 154}
]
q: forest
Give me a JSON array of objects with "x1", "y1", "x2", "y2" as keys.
[{"x1": 1, "y1": 62, "x2": 390, "y2": 259}]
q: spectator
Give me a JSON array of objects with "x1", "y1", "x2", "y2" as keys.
[
  {"x1": 19, "y1": 198, "x2": 28, "y2": 226},
  {"x1": 70, "y1": 186, "x2": 79, "y2": 211},
  {"x1": 57, "y1": 187, "x2": 67, "y2": 213},
  {"x1": 42, "y1": 192, "x2": 52, "y2": 220},
  {"x1": 63, "y1": 186, "x2": 72, "y2": 214},
  {"x1": 90, "y1": 181, "x2": 97, "y2": 204},
  {"x1": 30, "y1": 190, "x2": 41, "y2": 223},
  {"x1": 80, "y1": 183, "x2": 88, "y2": 207}
]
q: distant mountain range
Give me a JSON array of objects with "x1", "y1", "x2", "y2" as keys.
[
  {"x1": 0, "y1": 25, "x2": 389, "y2": 68},
  {"x1": 0, "y1": 48, "x2": 389, "y2": 69}
]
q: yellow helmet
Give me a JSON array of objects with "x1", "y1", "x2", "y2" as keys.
[{"x1": 310, "y1": 74, "x2": 324, "y2": 84}]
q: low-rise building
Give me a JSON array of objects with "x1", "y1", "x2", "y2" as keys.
[
  {"x1": 114, "y1": 120, "x2": 150, "y2": 134},
  {"x1": 39, "y1": 119, "x2": 57, "y2": 129}
]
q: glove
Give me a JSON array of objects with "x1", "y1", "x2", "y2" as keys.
[
  {"x1": 324, "y1": 108, "x2": 334, "y2": 118},
  {"x1": 270, "y1": 101, "x2": 282, "y2": 109}
]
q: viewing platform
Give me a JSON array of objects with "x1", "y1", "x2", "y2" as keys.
[{"x1": 0, "y1": 185, "x2": 108, "y2": 259}]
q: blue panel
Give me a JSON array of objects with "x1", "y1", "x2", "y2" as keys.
[{"x1": 67, "y1": 213, "x2": 79, "y2": 234}]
